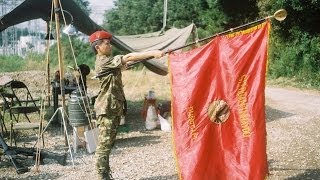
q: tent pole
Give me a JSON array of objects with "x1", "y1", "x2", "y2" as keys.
[
  {"x1": 45, "y1": 22, "x2": 51, "y2": 106},
  {"x1": 53, "y1": 0, "x2": 68, "y2": 147}
]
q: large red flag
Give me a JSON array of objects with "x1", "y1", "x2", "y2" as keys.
[{"x1": 169, "y1": 21, "x2": 270, "y2": 180}]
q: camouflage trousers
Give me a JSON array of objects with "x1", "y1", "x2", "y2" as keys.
[{"x1": 95, "y1": 115, "x2": 121, "y2": 180}]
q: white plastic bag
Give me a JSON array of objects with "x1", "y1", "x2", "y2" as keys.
[
  {"x1": 84, "y1": 128, "x2": 99, "y2": 153},
  {"x1": 158, "y1": 114, "x2": 171, "y2": 132},
  {"x1": 145, "y1": 105, "x2": 158, "y2": 130}
]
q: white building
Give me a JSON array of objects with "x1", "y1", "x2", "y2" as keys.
[{"x1": 18, "y1": 35, "x2": 47, "y2": 56}]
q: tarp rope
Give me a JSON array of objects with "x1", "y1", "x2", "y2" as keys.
[
  {"x1": 58, "y1": 0, "x2": 94, "y2": 130},
  {"x1": 57, "y1": 0, "x2": 97, "y2": 156}
]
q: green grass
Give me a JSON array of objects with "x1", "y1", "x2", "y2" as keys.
[{"x1": 267, "y1": 77, "x2": 320, "y2": 92}]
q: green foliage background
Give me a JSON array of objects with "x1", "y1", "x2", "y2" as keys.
[
  {"x1": 48, "y1": 36, "x2": 95, "y2": 69},
  {"x1": 1, "y1": 0, "x2": 319, "y2": 89},
  {"x1": 0, "y1": 55, "x2": 25, "y2": 72},
  {"x1": 104, "y1": 0, "x2": 320, "y2": 88},
  {"x1": 258, "y1": 0, "x2": 320, "y2": 87}
]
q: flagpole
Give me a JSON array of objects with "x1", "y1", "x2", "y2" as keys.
[
  {"x1": 170, "y1": 9, "x2": 287, "y2": 53},
  {"x1": 128, "y1": 9, "x2": 287, "y2": 65},
  {"x1": 96, "y1": 9, "x2": 287, "y2": 78}
]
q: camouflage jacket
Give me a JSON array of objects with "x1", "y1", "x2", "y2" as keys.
[{"x1": 94, "y1": 54, "x2": 126, "y2": 117}]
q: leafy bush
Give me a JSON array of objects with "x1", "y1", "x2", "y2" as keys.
[
  {"x1": 1, "y1": 36, "x2": 95, "y2": 73},
  {"x1": 0, "y1": 55, "x2": 25, "y2": 72},
  {"x1": 24, "y1": 52, "x2": 47, "y2": 70},
  {"x1": 49, "y1": 36, "x2": 95, "y2": 70},
  {"x1": 268, "y1": 30, "x2": 320, "y2": 88}
]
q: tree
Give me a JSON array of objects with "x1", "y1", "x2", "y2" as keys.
[
  {"x1": 218, "y1": 0, "x2": 259, "y2": 28},
  {"x1": 258, "y1": 0, "x2": 320, "y2": 87},
  {"x1": 103, "y1": 0, "x2": 227, "y2": 39},
  {"x1": 104, "y1": 0, "x2": 162, "y2": 35}
]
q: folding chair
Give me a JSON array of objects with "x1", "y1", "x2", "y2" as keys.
[
  {"x1": 9, "y1": 80, "x2": 40, "y2": 108},
  {"x1": 0, "y1": 109, "x2": 7, "y2": 136},
  {"x1": 0, "y1": 76, "x2": 13, "y2": 136},
  {"x1": 1, "y1": 81, "x2": 40, "y2": 122},
  {"x1": 0, "y1": 81, "x2": 42, "y2": 146}
]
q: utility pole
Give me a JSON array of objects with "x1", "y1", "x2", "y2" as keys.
[
  {"x1": 0, "y1": 0, "x2": 23, "y2": 55},
  {"x1": 13, "y1": 1, "x2": 17, "y2": 54}
]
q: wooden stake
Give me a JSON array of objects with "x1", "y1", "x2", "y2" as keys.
[{"x1": 53, "y1": 0, "x2": 68, "y2": 147}]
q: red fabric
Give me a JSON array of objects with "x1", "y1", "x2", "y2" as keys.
[{"x1": 169, "y1": 21, "x2": 270, "y2": 180}]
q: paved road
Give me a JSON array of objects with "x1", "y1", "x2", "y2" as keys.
[
  {"x1": 266, "y1": 87, "x2": 320, "y2": 116},
  {"x1": 265, "y1": 87, "x2": 320, "y2": 179}
]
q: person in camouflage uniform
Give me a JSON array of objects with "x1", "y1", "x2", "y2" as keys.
[{"x1": 89, "y1": 30, "x2": 164, "y2": 180}]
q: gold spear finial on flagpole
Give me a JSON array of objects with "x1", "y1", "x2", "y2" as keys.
[
  {"x1": 109, "y1": 9, "x2": 288, "y2": 73},
  {"x1": 270, "y1": 9, "x2": 288, "y2": 21}
]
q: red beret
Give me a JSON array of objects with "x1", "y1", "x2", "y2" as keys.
[{"x1": 89, "y1": 30, "x2": 112, "y2": 44}]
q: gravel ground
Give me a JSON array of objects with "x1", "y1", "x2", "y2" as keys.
[
  {"x1": 1, "y1": 71, "x2": 320, "y2": 179},
  {"x1": 265, "y1": 87, "x2": 320, "y2": 179}
]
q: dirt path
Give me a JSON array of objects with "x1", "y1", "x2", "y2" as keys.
[
  {"x1": 265, "y1": 87, "x2": 320, "y2": 179},
  {"x1": 1, "y1": 70, "x2": 320, "y2": 179}
]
